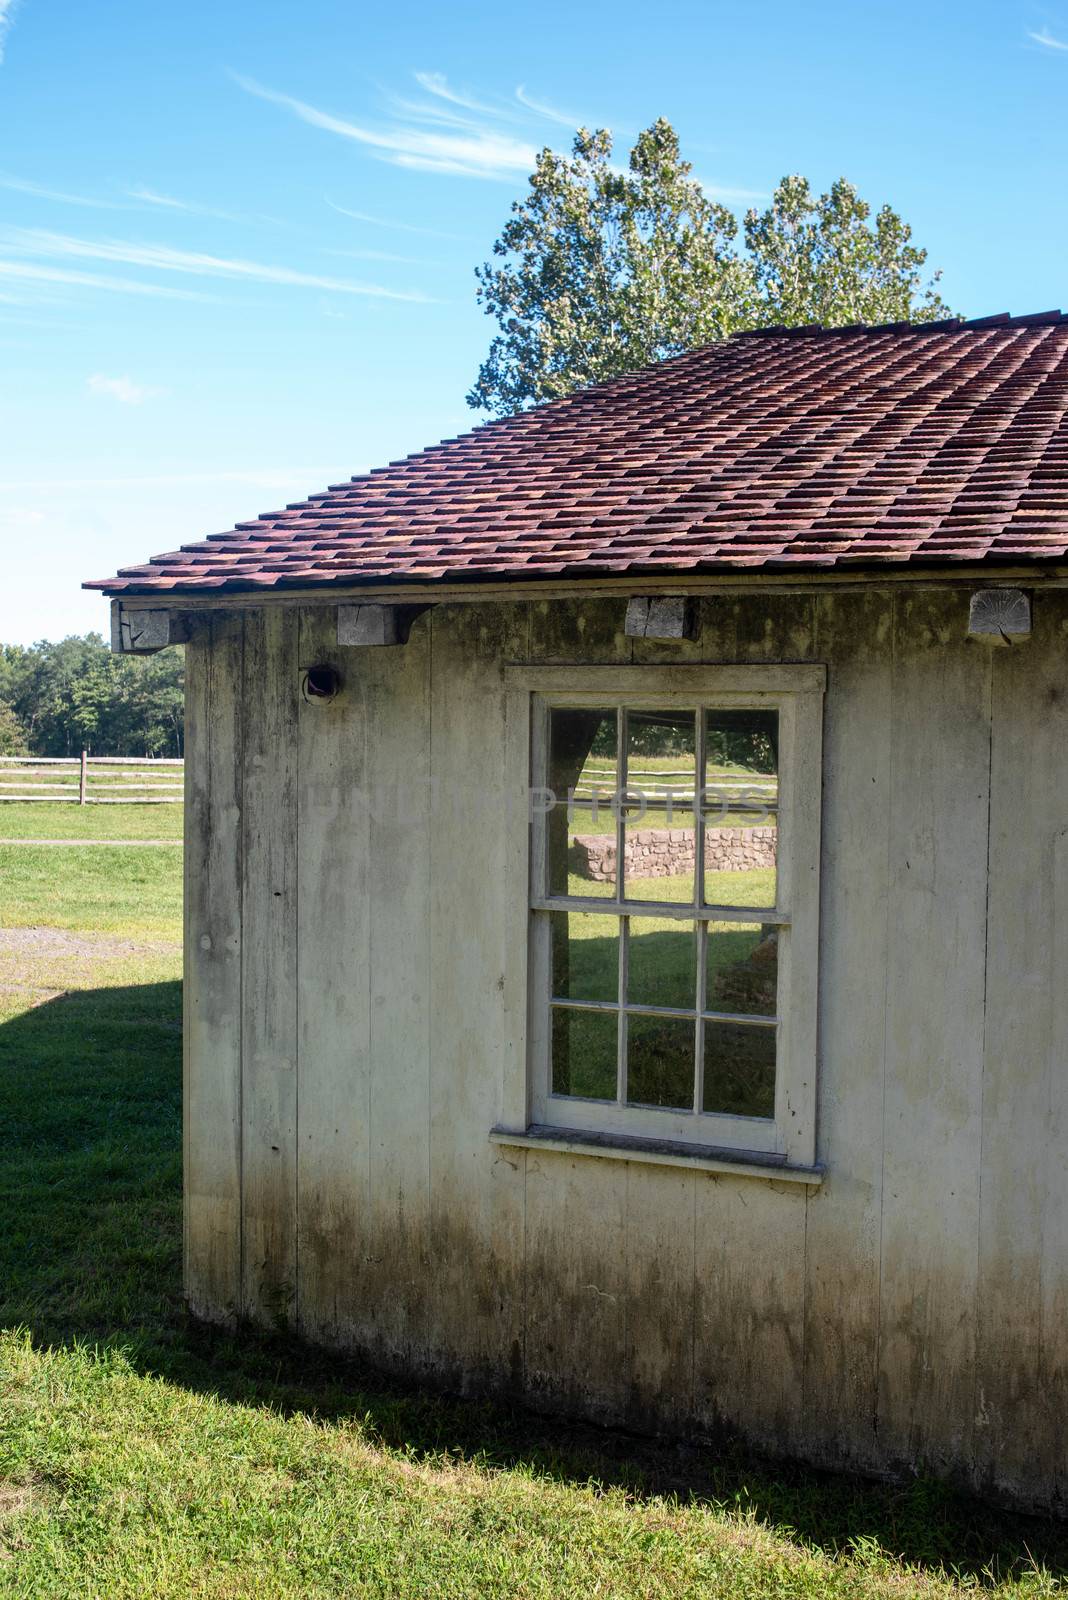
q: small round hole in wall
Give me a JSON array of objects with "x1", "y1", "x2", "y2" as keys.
[{"x1": 302, "y1": 663, "x2": 342, "y2": 703}]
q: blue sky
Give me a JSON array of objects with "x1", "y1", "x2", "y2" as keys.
[{"x1": 1, "y1": 0, "x2": 1066, "y2": 644}]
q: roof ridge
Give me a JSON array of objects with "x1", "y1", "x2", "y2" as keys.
[{"x1": 731, "y1": 310, "x2": 1067, "y2": 340}]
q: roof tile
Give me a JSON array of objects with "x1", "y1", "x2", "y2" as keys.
[{"x1": 86, "y1": 321, "x2": 1068, "y2": 594}]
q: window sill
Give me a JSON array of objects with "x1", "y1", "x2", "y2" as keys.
[{"x1": 489, "y1": 1125, "x2": 823, "y2": 1186}]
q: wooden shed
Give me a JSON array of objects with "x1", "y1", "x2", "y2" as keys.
[{"x1": 89, "y1": 315, "x2": 1068, "y2": 1510}]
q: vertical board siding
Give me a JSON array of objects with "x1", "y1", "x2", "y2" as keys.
[
  {"x1": 295, "y1": 608, "x2": 372, "y2": 1345},
  {"x1": 877, "y1": 591, "x2": 990, "y2": 1474},
  {"x1": 801, "y1": 591, "x2": 892, "y2": 1466},
  {"x1": 241, "y1": 607, "x2": 299, "y2": 1326},
  {"x1": 360, "y1": 622, "x2": 434, "y2": 1368},
  {"x1": 694, "y1": 1176, "x2": 808, "y2": 1452},
  {"x1": 976, "y1": 602, "x2": 1068, "y2": 1498},
  {"x1": 1045, "y1": 825, "x2": 1068, "y2": 1504},
  {"x1": 181, "y1": 589, "x2": 1068, "y2": 1507},
  {"x1": 184, "y1": 614, "x2": 244, "y2": 1321},
  {"x1": 523, "y1": 1151, "x2": 630, "y2": 1421},
  {"x1": 427, "y1": 605, "x2": 528, "y2": 1389}
]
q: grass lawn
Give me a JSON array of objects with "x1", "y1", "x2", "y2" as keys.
[
  {"x1": 0, "y1": 800, "x2": 184, "y2": 840},
  {"x1": 1, "y1": 819, "x2": 1067, "y2": 1594}
]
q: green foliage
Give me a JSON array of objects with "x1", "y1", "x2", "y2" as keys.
[
  {"x1": 0, "y1": 699, "x2": 28, "y2": 755},
  {"x1": 0, "y1": 634, "x2": 184, "y2": 757},
  {"x1": 743, "y1": 174, "x2": 950, "y2": 327},
  {"x1": 469, "y1": 122, "x2": 952, "y2": 416}
]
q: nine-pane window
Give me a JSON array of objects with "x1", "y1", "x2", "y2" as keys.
[{"x1": 532, "y1": 697, "x2": 793, "y2": 1153}]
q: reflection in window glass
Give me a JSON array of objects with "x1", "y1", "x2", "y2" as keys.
[
  {"x1": 623, "y1": 709, "x2": 696, "y2": 904},
  {"x1": 551, "y1": 1007, "x2": 618, "y2": 1100},
  {"x1": 627, "y1": 920, "x2": 697, "y2": 1011},
  {"x1": 550, "y1": 910, "x2": 618, "y2": 1003},
  {"x1": 704, "y1": 708, "x2": 778, "y2": 909},
  {"x1": 547, "y1": 707, "x2": 617, "y2": 898},
  {"x1": 626, "y1": 1014, "x2": 695, "y2": 1110},
  {"x1": 705, "y1": 925, "x2": 778, "y2": 1017},
  {"x1": 702, "y1": 1020, "x2": 776, "y2": 1118}
]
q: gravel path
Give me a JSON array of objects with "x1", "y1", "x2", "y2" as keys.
[
  {"x1": 0, "y1": 926, "x2": 180, "y2": 959},
  {"x1": 0, "y1": 838, "x2": 180, "y2": 847}
]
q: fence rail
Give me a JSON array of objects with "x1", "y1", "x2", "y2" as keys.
[{"x1": 0, "y1": 752, "x2": 184, "y2": 804}]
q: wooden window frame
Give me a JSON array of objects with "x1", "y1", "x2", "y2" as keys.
[{"x1": 497, "y1": 664, "x2": 825, "y2": 1176}]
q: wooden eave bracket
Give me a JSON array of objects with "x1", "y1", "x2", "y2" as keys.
[
  {"x1": 110, "y1": 601, "x2": 189, "y2": 654},
  {"x1": 624, "y1": 595, "x2": 698, "y2": 640},
  {"x1": 967, "y1": 588, "x2": 1032, "y2": 646},
  {"x1": 337, "y1": 602, "x2": 432, "y2": 647}
]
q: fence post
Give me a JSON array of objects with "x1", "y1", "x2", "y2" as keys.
[{"x1": 79, "y1": 750, "x2": 88, "y2": 806}]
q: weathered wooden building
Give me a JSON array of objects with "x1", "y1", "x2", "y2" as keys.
[{"x1": 89, "y1": 316, "x2": 1068, "y2": 1509}]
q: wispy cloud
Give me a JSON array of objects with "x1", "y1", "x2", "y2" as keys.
[
  {"x1": 514, "y1": 84, "x2": 582, "y2": 128},
  {"x1": 0, "y1": 173, "x2": 125, "y2": 209},
  {"x1": 698, "y1": 179, "x2": 769, "y2": 203},
  {"x1": 0, "y1": 259, "x2": 212, "y2": 300},
  {"x1": 1028, "y1": 25, "x2": 1068, "y2": 47},
  {"x1": 413, "y1": 71, "x2": 506, "y2": 117},
  {"x1": 0, "y1": 0, "x2": 19, "y2": 65},
  {"x1": 327, "y1": 245, "x2": 431, "y2": 265},
  {"x1": 0, "y1": 174, "x2": 279, "y2": 223},
  {"x1": 0, "y1": 227, "x2": 434, "y2": 300},
  {"x1": 87, "y1": 373, "x2": 164, "y2": 405},
  {"x1": 233, "y1": 72, "x2": 538, "y2": 179},
  {"x1": 125, "y1": 185, "x2": 280, "y2": 225},
  {"x1": 325, "y1": 197, "x2": 466, "y2": 240}
]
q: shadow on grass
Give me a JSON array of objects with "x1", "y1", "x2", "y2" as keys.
[{"x1": 1, "y1": 977, "x2": 1067, "y2": 1584}]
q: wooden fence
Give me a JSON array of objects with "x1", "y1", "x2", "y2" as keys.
[{"x1": 0, "y1": 753, "x2": 184, "y2": 804}]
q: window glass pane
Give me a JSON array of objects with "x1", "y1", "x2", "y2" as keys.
[
  {"x1": 705, "y1": 924, "x2": 778, "y2": 1018},
  {"x1": 702, "y1": 1020, "x2": 776, "y2": 1119},
  {"x1": 551, "y1": 910, "x2": 618, "y2": 1003},
  {"x1": 627, "y1": 919, "x2": 697, "y2": 1011},
  {"x1": 703, "y1": 709, "x2": 778, "y2": 910},
  {"x1": 546, "y1": 707, "x2": 618, "y2": 898},
  {"x1": 626, "y1": 1014, "x2": 695, "y2": 1110},
  {"x1": 623, "y1": 709, "x2": 697, "y2": 904},
  {"x1": 551, "y1": 1007, "x2": 618, "y2": 1100}
]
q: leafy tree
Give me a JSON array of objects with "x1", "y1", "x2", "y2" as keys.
[
  {"x1": 743, "y1": 174, "x2": 948, "y2": 328},
  {"x1": 0, "y1": 635, "x2": 185, "y2": 757},
  {"x1": 0, "y1": 700, "x2": 28, "y2": 755},
  {"x1": 469, "y1": 122, "x2": 951, "y2": 417}
]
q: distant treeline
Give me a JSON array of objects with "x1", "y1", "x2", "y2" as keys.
[{"x1": 0, "y1": 634, "x2": 184, "y2": 758}]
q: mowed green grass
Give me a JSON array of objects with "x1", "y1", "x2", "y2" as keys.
[
  {"x1": 0, "y1": 799, "x2": 184, "y2": 840},
  {"x1": 1, "y1": 815, "x2": 1067, "y2": 1594},
  {"x1": 0, "y1": 843, "x2": 182, "y2": 938}
]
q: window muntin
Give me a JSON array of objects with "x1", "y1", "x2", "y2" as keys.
[{"x1": 531, "y1": 695, "x2": 801, "y2": 1156}]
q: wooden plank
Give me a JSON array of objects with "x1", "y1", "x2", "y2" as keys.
[
  {"x1": 876, "y1": 590, "x2": 989, "y2": 1475},
  {"x1": 974, "y1": 597, "x2": 1068, "y2": 1499},
  {"x1": 116, "y1": 565, "x2": 1068, "y2": 616},
  {"x1": 523, "y1": 1148, "x2": 629, "y2": 1421},
  {"x1": 240, "y1": 606, "x2": 299, "y2": 1327},
  {"x1": 1043, "y1": 822, "x2": 1068, "y2": 1502},
  {"x1": 358, "y1": 618, "x2": 434, "y2": 1370},
  {"x1": 624, "y1": 1163, "x2": 696, "y2": 1431},
  {"x1": 694, "y1": 1173, "x2": 808, "y2": 1453},
  {"x1": 184, "y1": 614, "x2": 244, "y2": 1324},
  {"x1": 426, "y1": 603, "x2": 528, "y2": 1391},
  {"x1": 294, "y1": 607, "x2": 372, "y2": 1346},
  {"x1": 505, "y1": 664, "x2": 827, "y2": 695},
  {"x1": 802, "y1": 591, "x2": 892, "y2": 1468}
]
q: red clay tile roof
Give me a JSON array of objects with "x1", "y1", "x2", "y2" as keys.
[{"x1": 87, "y1": 314, "x2": 1068, "y2": 595}]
